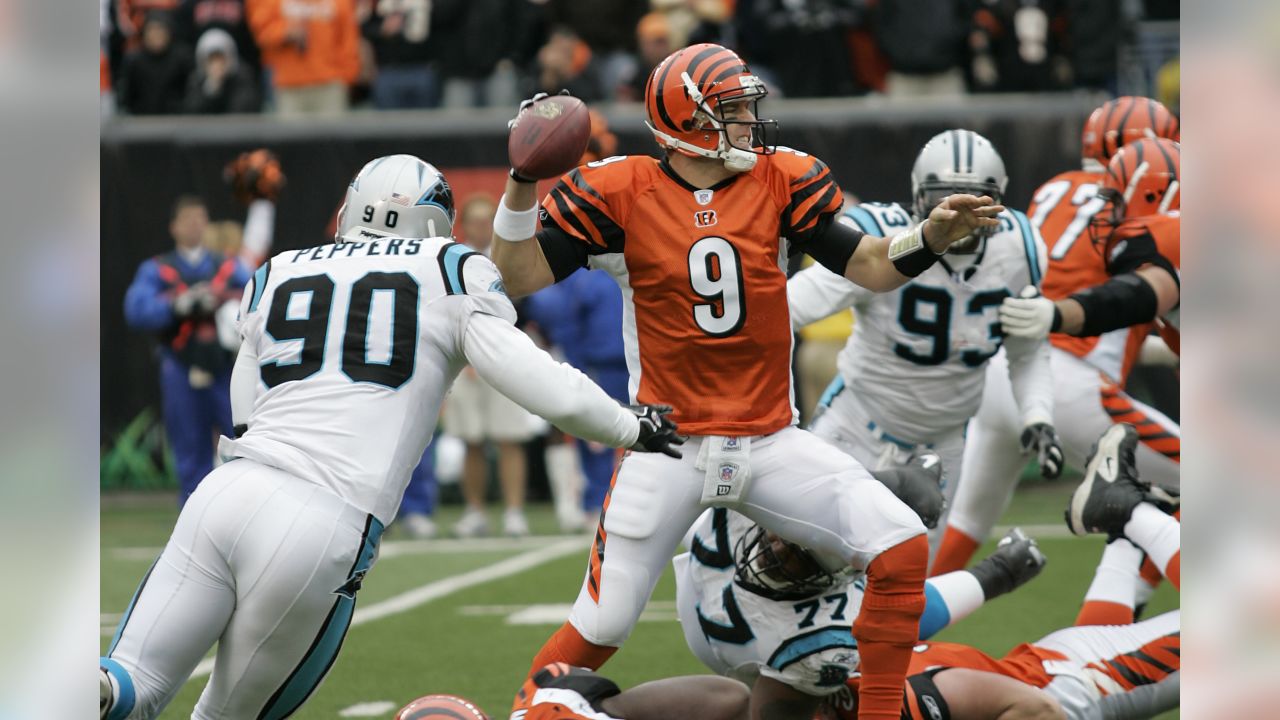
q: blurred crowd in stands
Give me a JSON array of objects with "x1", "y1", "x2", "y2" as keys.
[{"x1": 101, "y1": 0, "x2": 1181, "y2": 118}]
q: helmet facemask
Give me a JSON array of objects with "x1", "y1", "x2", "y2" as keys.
[
  {"x1": 910, "y1": 130, "x2": 1008, "y2": 254},
  {"x1": 1087, "y1": 186, "x2": 1124, "y2": 247},
  {"x1": 733, "y1": 525, "x2": 847, "y2": 601},
  {"x1": 648, "y1": 71, "x2": 778, "y2": 173}
]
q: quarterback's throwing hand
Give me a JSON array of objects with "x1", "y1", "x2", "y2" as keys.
[
  {"x1": 628, "y1": 404, "x2": 686, "y2": 459},
  {"x1": 924, "y1": 194, "x2": 1005, "y2": 251}
]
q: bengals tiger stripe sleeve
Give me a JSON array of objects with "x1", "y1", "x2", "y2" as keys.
[
  {"x1": 777, "y1": 155, "x2": 862, "y2": 275},
  {"x1": 536, "y1": 165, "x2": 630, "y2": 280}
]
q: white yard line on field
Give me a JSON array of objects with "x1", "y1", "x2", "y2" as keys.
[
  {"x1": 100, "y1": 525, "x2": 1077, "y2": 635},
  {"x1": 107, "y1": 534, "x2": 578, "y2": 563},
  {"x1": 183, "y1": 535, "x2": 590, "y2": 679}
]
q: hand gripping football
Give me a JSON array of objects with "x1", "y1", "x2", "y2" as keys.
[{"x1": 508, "y1": 94, "x2": 592, "y2": 180}]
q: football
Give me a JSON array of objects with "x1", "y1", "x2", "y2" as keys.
[
  {"x1": 508, "y1": 94, "x2": 592, "y2": 180},
  {"x1": 395, "y1": 694, "x2": 490, "y2": 720}
]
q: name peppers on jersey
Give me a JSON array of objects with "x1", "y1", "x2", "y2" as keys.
[{"x1": 537, "y1": 148, "x2": 842, "y2": 436}]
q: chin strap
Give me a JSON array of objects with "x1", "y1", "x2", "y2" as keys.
[
  {"x1": 645, "y1": 70, "x2": 760, "y2": 174},
  {"x1": 645, "y1": 123, "x2": 757, "y2": 173}
]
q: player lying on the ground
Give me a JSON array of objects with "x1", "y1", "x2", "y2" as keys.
[
  {"x1": 673, "y1": 461, "x2": 1047, "y2": 720},
  {"x1": 511, "y1": 662, "x2": 749, "y2": 720},
  {"x1": 99, "y1": 154, "x2": 685, "y2": 720},
  {"x1": 788, "y1": 129, "x2": 1061, "y2": 560},
  {"x1": 826, "y1": 424, "x2": 1181, "y2": 720}
]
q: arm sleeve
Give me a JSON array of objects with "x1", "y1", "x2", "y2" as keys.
[
  {"x1": 230, "y1": 339, "x2": 259, "y2": 429},
  {"x1": 1005, "y1": 226, "x2": 1054, "y2": 426},
  {"x1": 463, "y1": 312, "x2": 639, "y2": 448},
  {"x1": 123, "y1": 259, "x2": 175, "y2": 331},
  {"x1": 1004, "y1": 334, "x2": 1054, "y2": 427},
  {"x1": 240, "y1": 199, "x2": 275, "y2": 269},
  {"x1": 536, "y1": 225, "x2": 591, "y2": 282},
  {"x1": 787, "y1": 213, "x2": 866, "y2": 275},
  {"x1": 786, "y1": 257, "x2": 871, "y2": 330},
  {"x1": 1106, "y1": 227, "x2": 1179, "y2": 284}
]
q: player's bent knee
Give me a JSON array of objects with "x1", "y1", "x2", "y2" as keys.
[{"x1": 576, "y1": 565, "x2": 649, "y2": 646}]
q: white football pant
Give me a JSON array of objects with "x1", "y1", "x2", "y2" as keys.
[{"x1": 102, "y1": 459, "x2": 381, "y2": 720}]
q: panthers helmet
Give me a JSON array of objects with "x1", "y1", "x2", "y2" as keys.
[
  {"x1": 1090, "y1": 137, "x2": 1180, "y2": 241},
  {"x1": 911, "y1": 129, "x2": 1007, "y2": 250},
  {"x1": 1081, "y1": 96, "x2": 1180, "y2": 172},
  {"x1": 644, "y1": 43, "x2": 777, "y2": 172},
  {"x1": 733, "y1": 525, "x2": 852, "y2": 601},
  {"x1": 336, "y1": 154, "x2": 454, "y2": 242}
]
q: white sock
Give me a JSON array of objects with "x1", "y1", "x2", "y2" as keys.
[
  {"x1": 922, "y1": 571, "x2": 984, "y2": 635},
  {"x1": 1124, "y1": 503, "x2": 1180, "y2": 578},
  {"x1": 1083, "y1": 538, "x2": 1144, "y2": 607}
]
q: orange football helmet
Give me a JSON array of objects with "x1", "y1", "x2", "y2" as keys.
[
  {"x1": 643, "y1": 43, "x2": 776, "y2": 172},
  {"x1": 1080, "y1": 96, "x2": 1180, "y2": 171},
  {"x1": 1089, "y1": 137, "x2": 1180, "y2": 242}
]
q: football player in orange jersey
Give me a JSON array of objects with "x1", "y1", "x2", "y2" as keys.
[
  {"x1": 933, "y1": 99, "x2": 1181, "y2": 577},
  {"x1": 825, "y1": 426, "x2": 1180, "y2": 720},
  {"x1": 490, "y1": 44, "x2": 1003, "y2": 720},
  {"x1": 1001, "y1": 138, "x2": 1181, "y2": 349}
]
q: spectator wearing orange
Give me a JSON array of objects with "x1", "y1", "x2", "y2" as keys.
[
  {"x1": 246, "y1": 0, "x2": 359, "y2": 115},
  {"x1": 617, "y1": 12, "x2": 672, "y2": 102}
]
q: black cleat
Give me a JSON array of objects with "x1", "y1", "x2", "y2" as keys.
[
  {"x1": 969, "y1": 527, "x2": 1047, "y2": 600},
  {"x1": 1066, "y1": 424, "x2": 1151, "y2": 537}
]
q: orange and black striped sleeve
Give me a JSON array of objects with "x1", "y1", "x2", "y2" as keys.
[
  {"x1": 782, "y1": 156, "x2": 861, "y2": 274},
  {"x1": 537, "y1": 166, "x2": 627, "y2": 281},
  {"x1": 783, "y1": 156, "x2": 843, "y2": 236}
]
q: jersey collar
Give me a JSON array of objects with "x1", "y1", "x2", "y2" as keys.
[{"x1": 658, "y1": 156, "x2": 742, "y2": 194}]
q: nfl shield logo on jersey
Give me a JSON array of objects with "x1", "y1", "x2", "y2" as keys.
[{"x1": 695, "y1": 189, "x2": 714, "y2": 206}]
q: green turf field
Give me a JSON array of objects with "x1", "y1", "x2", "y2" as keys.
[{"x1": 101, "y1": 479, "x2": 1178, "y2": 719}]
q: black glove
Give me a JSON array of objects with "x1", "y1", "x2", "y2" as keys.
[
  {"x1": 627, "y1": 404, "x2": 685, "y2": 459},
  {"x1": 871, "y1": 453, "x2": 945, "y2": 529},
  {"x1": 1021, "y1": 422, "x2": 1065, "y2": 479}
]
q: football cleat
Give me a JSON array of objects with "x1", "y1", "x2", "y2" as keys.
[
  {"x1": 1066, "y1": 424, "x2": 1151, "y2": 537},
  {"x1": 969, "y1": 527, "x2": 1047, "y2": 600}
]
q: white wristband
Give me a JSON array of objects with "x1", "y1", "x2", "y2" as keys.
[{"x1": 493, "y1": 194, "x2": 539, "y2": 241}]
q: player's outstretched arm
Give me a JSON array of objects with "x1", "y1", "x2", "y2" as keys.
[
  {"x1": 1001, "y1": 265, "x2": 1178, "y2": 339},
  {"x1": 464, "y1": 311, "x2": 683, "y2": 458},
  {"x1": 932, "y1": 669, "x2": 1067, "y2": 720},
  {"x1": 490, "y1": 176, "x2": 558, "y2": 298},
  {"x1": 843, "y1": 195, "x2": 1004, "y2": 292},
  {"x1": 601, "y1": 675, "x2": 749, "y2": 720}
]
